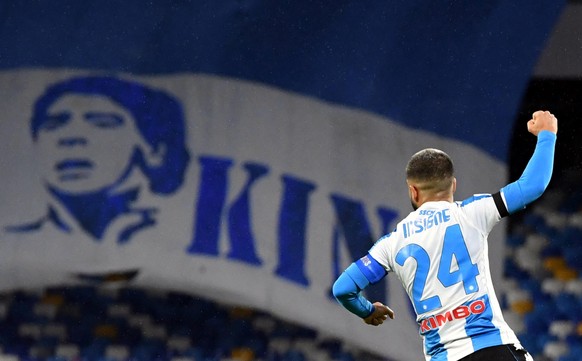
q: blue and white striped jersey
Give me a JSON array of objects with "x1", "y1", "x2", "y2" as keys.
[
  {"x1": 368, "y1": 195, "x2": 519, "y2": 361},
  {"x1": 334, "y1": 131, "x2": 554, "y2": 360}
]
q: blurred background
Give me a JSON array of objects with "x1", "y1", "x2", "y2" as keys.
[{"x1": 0, "y1": 1, "x2": 581, "y2": 361}]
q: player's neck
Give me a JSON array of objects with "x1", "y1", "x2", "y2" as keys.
[{"x1": 418, "y1": 192, "x2": 454, "y2": 206}]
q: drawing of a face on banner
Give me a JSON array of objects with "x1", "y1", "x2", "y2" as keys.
[{"x1": 6, "y1": 76, "x2": 190, "y2": 244}]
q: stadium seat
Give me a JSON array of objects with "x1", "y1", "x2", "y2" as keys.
[
  {"x1": 509, "y1": 298, "x2": 534, "y2": 315},
  {"x1": 18, "y1": 323, "x2": 42, "y2": 340},
  {"x1": 543, "y1": 340, "x2": 569, "y2": 360},
  {"x1": 555, "y1": 268, "x2": 578, "y2": 282},
  {"x1": 43, "y1": 323, "x2": 67, "y2": 342},
  {"x1": 107, "y1": 304, "x2": 132, "y2": 319},
  {"x1": 568, "y1": 213, "x2": 582, "y2": 228},
  {"x1": 128, "y1": 313, "x2": 153, "y2": 330},
  {"x1": 53, "y1": 344, "x2": 79, "y2": 359},
  {"x1": 269, "y1": 337, "x2": 291, "y2": 355},
  {"x1": 230, "y1": 347, "x2": 255, "y2": 361},
  {"x1": 565, "y1": 279, "x2": 582, "y2": 296},
  {"x1": 549, "y1": 320, "x2": 575, "y2": 340},
  {"x1": 94, "y1": 324, "x2": 119, "y2": 340},
  {"x1": 29, "y1": 344, "x2": 54, "y2": 360},
  {"x1": 541, "y1": 278, "x2": 565, "y2": 296},
  {"x1": 514, "y1": 245, "x2": 543, "y2": 277},
  {"x1": 544, "y1": 210, "x2": 568, "y2": 229},
  {"x1": 166, "y1": 336, "x2": 191, "y2": 354},
  {"x1": 543, "y1": 256, "x2": 568, "y2": 273},
  {"x1": 104, "y1": 344, "x2": 130, "y2": 361},
  {"x1": 141, "y1": 324, "x2": 167, "y2": 340},
  {"x1": 33, "y1": 303, "x2": 58, "y2": 320},
  {"x1": 503, "y1": 311, "x2": 525, "y2": 334},
  {"x1": 0, "y1": 354, "x2": 19, "y2": 361}
]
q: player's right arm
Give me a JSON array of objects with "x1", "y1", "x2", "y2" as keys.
[
  {"x1": 496, "y1": 110, "x2": 558, "y2": 216},
  {"x1": 332, "y1": 256, "x2": 394, "y2": 325}
]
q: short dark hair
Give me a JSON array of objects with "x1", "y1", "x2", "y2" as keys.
[
  {"x1": 31, "y1": 76, "x2": 190, "y2": 195},
  {"x1": 406, "y1": 148, "x2": 454, "y2": 192}
]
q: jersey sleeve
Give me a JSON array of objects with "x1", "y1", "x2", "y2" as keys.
[
  {"x1": 501, "y1": 130, "x2": 556, "y2": 214},
  {"x1": 332, "y1": 263, "x2": 375, "y2": 318},
  {"x1": 368, "y1": 232, "x2": 395, "y2": 273},
  {"x1": 332, "y1": 234, "x2": 393, "y2": 318}
]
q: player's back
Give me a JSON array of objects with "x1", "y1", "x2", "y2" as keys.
[{"x1": 370, "y1": 197, "x2": 520, "y2": 361}]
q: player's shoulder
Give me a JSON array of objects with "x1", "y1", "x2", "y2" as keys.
[
  {"x1": 455, "y1": 193, "x2": 494, "y2": 208},
  {"x1": 454, "y1": 193, "x2": 501, "y2": 222},
  {"x1": 372, "y1": 228, "x2": 397, "y2": 247},
  {"x1": 370, "y1": 221, "x2": 406, "y2": 253}
]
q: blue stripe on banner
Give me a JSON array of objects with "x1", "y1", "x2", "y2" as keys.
[
  {"x1": 0, "y1": 1, "x2": 566, "y2": 161},
  {"x1": 464, "y1": 295, "x2": 502, "y2": 353}
]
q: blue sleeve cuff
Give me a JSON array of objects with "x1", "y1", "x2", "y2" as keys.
[
  {"x1": 345, "y1": 262, "x2": 371, "y2": 288},
  {"x1": 355, "y1": 254, "x2": 387, "y2": 284}
]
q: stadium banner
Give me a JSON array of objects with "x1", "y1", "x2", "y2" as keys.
[
  {"x1": 0, "y1": 70, "x2": 505, "y2": 360},
  {"x1": 0, "y1": 2, "x2": 565, "y2": 360}
]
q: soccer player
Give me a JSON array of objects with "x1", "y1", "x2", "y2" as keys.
[{"x1": 333, "y1": 110, "x2": 557, "y2": 361}]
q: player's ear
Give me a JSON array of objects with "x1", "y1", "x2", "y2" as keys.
[
  {"x1": 408, "y1": 183, "x2": 419, "y2": 202},
  {"x1": 452, "y1": 177, "x2": 457, "y2": 194}
]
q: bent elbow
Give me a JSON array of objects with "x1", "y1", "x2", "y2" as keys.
[
  {"x1": 533, "y1": 185, "x2": 547, "y2": 200},
  {"x1": 528, "y1": 181, "x2": 549, "y2": 203},
  {"x1": 332, "y1": 278, "x2": 348, "y2": 301},
  {"x1": 332, "y1": 273, "x2": 358, "y2": 302}
]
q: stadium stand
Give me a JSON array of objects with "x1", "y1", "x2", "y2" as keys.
[
  {"x1": 0, "y1": 285, "x2": 387, "y2": 361},
  {"x1": 503, "y1": 170, "x2": 582, "y2": 361}
]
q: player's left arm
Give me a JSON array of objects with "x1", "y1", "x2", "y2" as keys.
[
  {"x1": 496, "y1": 111, "x2": 557, "y2": 216},
  {"x1": 459, "y1": 132, "x2": 555, "y2": 232},
  {"x1": 332, "y1": 255, "x2": 394, "y2": 325}
]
